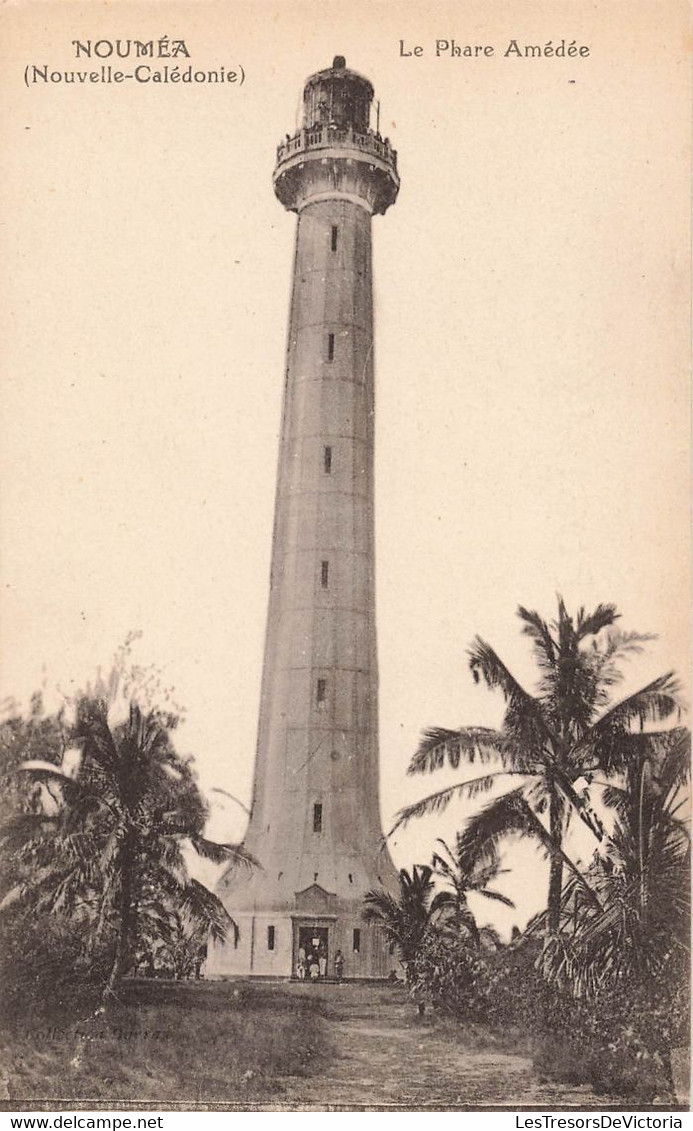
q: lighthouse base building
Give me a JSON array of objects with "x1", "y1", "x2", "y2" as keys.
[
  {"x1": 207, "y1": 864, "x2": 397, "y2": 981},
  {"x1": 208, "y1": 57, "x2": 400, "y2": 980}
]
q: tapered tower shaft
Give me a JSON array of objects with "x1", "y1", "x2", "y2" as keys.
[
  {"x1": 251, "y1": 190, "x2": 381, "y2": 874},
  {"x1": 210, "y1": 57, "x2": 399, "y2": 979}
]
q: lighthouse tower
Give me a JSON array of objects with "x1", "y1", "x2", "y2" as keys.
[{"x1": 209, "y1": 57, "x2": 400, "y2": 979}]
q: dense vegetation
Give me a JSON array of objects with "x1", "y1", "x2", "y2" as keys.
[
  {"x1": 369, "y1": 601, "x2": 690, "y2": 1104},
  {"x1": 0, "y1": 660, "x2": 252, "y2": 1020}
]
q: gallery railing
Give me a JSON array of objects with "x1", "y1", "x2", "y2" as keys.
[{"x1": 276, "y1": 125, "x2": 398, "y2": 172}]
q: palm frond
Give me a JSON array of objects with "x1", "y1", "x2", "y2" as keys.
[
  {"x1": 153, "y1": 868, "x2": 236, "y2": 944},
  {"x1": 593, "y1": 631, "x2": 655, "y2": 690},
  {"x1": 429, "y1": 889, "x2": 457, "y2": 914},
  {"x1": 362, "y1": 889, "x2": 401, "y2": 924},
  {"x1": 468, "y1": 638, "x2": 535, "y2": 710},
  {"x1": 189, "y1": 835, "x2": 258, "y2": 870},
  {"x1": 389, "y1": 772, "x2": 515, "y2": 837},
  {"x1": 409, "y1": 728, "x2": 465, "y2": 773},
  {"x1": 455, "y1": 788, "x2": 535, "y2": 874},
  {"x1": 75, "y1": 698, "x2": 120, "y2": 777},
  {"x1": 457, "y1": 788, "x2": 601, "y2": 909},
  {"x1": 408, "y1": 726, "x2": 512, "y2": 774},
  {"x1": 596, "y1": 673, "x2": 681, "y2": 737},
  {"x1": 209, "y1": 787, "x2": 251, "y2": 816},
  {"x1": 476, "y1": 888, "x2": 515, "y2": 908},
  {"x1": 654, "y1": 728, "x2": 691, "y2": 794},
  {"x1": 178, "y1": 878, "x2": 237, "y2": 944},
  {"x1": 362, "y1": 866, "x2": 436, "y2": 969},
  {"x1": 432, "y1": 897, "x2": 479, "y2": 942},
  {"x1": 575, "y1": 603, "x2": 619, "y2": 641},
  {"x1": 517, "y1": 607, "x2": 556, "y2": 669},
  {"x1": 469, "y1": 638, "x2": 561, "y2": 769}
]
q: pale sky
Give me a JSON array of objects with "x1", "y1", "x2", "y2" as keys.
[{"x1": 1, "y1": 0, "x2": 689, "y2": 931}]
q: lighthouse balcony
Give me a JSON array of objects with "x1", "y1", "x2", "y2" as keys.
[
  {"x1": 274, "y1": 124, "x2": 399, "y2": 215},
  {"x1": 276, "y1": 124, "x2": 398, "y2": 172},
  {"x1": 272, "y1": 123, "x2": 397, "y2": 183}
]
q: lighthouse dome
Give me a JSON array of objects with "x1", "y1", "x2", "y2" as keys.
[{"x1": 302, "y1": 56, "x2": 374, "y2": 132}]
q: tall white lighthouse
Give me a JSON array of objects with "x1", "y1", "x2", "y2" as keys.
[{"x1": 209, "y1": 57, "x2": 400, "y2": 979}]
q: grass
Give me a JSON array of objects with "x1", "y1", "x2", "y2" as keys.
[
  {"x1": 2, "y1": 980, "x2": 336, "y2": 1108},
  {"x1": 5, "y1": 979, "x2": 678, "y2": 1110}
]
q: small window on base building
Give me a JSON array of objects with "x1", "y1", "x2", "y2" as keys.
[
  {"x1": 267, "y1": 925, "x2": 275, "y2": 951},
  {"x1": 313, "y1": 803, "x2": 323, "y2": 833},
  {"x1": 353, "y1": 928, "x2": 361, "y2": 953}
]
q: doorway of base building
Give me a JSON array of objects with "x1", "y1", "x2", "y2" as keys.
[{"x1": 297, "y1": 926, "x2": 329, "y2": 981}]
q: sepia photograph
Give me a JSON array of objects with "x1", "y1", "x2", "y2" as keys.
[{"x1": 0, "y1": 0, "x2": 690, "y2": 1113}]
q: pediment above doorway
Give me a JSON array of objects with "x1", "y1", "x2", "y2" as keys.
[{"x1": 294, "y1": 883, "x2": 336, "y2": 912}]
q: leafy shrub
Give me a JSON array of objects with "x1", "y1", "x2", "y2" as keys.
[
  {"x1": 0, "y1": 910, "x2": 108, "y2": 1029},
  {"x1": 409, "y1": 926, "x2": 687, "y2": 1103},
  {"x1": 533, "y1": 964, "x2": 688, "y2": 1103},
  {"x1": 410, "y1": 930, "x2": 491, "y2": 1018},
  {"x1": 483, "y1": 938, "x2": 553, "y2": 1033}
]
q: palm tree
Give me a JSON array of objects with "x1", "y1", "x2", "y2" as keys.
[
  {"x1": 391, "y1": 600, "x2": 680, "y2": 934},
  {"x1": 3, "y1": 696, "x2": 253, "y2": 1001},
  {"x1": 362, "y1": 865, "x2": 437, "y2": 983},
  {"x1": 429, "y1": 838, "x2": 514, "y2": 946},
  {"x1": 539, "y1": 726, "x2": 690, "y2": 996}
]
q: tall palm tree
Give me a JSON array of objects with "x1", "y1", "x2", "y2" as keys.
[
  {"x1": 429, "y1": 838, "x2": 514, "y2": 946},
  {"x1": 3, "y1": 696, "x2": 253, "y2": 1001},
  {"x1": 362, "y1": 865, "x2": 437, "y2": 983},
  {"x1": 391, "y1": 600, "x2": 680, "y2": 933}
]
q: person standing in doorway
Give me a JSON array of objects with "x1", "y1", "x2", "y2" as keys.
[{"x1": 297, "y1": 944, "x2": 307, "y2": 979}]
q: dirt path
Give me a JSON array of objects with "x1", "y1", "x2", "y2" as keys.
[{"x1": 273, "y1": 984, "x2": 623, "y2": 1110}]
